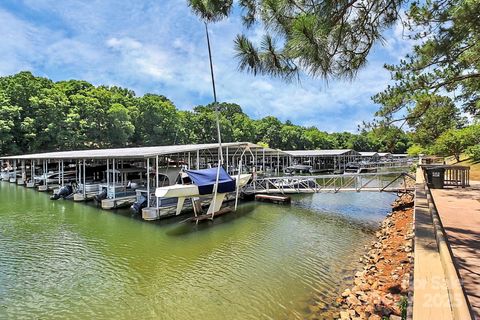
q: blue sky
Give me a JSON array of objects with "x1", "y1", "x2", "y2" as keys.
[{"x1": 0, "y1": 0, "x2": 413, "y2": 132}]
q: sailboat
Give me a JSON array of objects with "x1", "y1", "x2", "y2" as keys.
[
  {"x1": 153, "y1": 20, "x2": 251, "y2": 221},
  {"x1": 155, "y1": 167, "x2": 251, "y2": 217}
]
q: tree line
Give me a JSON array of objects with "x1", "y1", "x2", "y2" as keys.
[{"x1": 0, "y1": 71, "x2": 411, "y2": 156}]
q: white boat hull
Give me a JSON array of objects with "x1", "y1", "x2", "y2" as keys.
[
  {"x1": 154, "y1": 174, "x2": 251, "y2": 216},
  {"x1": 155, "y1": 174, "x2": 251, "y2": 198}
]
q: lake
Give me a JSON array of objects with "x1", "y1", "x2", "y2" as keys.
[{"x1": 0, "y1": 181, "x2": 396, "y2": 319}]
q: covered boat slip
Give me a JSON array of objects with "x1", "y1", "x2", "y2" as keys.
[
  {"x1": 285, "y1": 149, "x2": 412, "y2": 173},
  {"x1": 151, "y1": 167, "x2": 252, "y2": 220},
  {"x1": 285, "y1": 149, "x2": 361, "y2": 173},
  {"x1": 0, "y1": 142, "x2": 280, "y2": 220}
]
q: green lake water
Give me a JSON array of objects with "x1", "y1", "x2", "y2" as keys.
[{"x1": 0, "y1": 181, "x2": 396, "y2": 319}]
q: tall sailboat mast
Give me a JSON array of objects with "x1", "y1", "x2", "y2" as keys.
[
  {"x1": 204, "y1": 21, "x2": 223, "y2": 218},
  {"x1": 205, "y1": 22, "x2": 223, "y2": 163}
]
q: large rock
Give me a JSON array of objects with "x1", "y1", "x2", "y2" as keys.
[
  {"x1": 347, "y1": 295, "x2": 361, "y2": 306},
  {"x1": 340, "y1": 310, "x2": 351, "y2": 320}
]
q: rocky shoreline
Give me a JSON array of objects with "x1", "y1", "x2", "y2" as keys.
[{"x1": 334, "y1": 192, "x2": 414, "y2": 320}]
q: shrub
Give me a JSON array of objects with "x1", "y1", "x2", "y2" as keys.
[{"x1": 467, "y1": 144, "x2": 480, "y2": 161}]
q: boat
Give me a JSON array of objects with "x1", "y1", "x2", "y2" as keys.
[
  {"x1": 34, "y1": 171, "x2": 77, "y2": 185},
  {"x1": 155, "y1": 167, "x2": 251, "y2": 217},
  {"x1": 285, "y1": 164, "x2": 312, "y2": 174},
  {"x1": 1, "y1": 170, "x2": 16, "y2": 181},
  {"x1": 344, "y1": 162, "x2": 377, "y2": 174},
  {"x1": 50, "y1": 185, "x2": 74, "y2": 200}
]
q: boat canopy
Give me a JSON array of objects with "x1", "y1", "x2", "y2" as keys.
[{"x1": 186, "y1": 167, "x2": 235, "y2": 195}]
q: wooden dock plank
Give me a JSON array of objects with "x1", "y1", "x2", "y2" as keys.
[{"x1": 255, "y1": 194, "x2": 291, "y2": 204}]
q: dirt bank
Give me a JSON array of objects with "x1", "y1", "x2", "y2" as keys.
[
  {"x1": 308, "y1": 193, "x2": 415, "y2": 320},
  {"x1": 335, "y1": 193, "x2": 414, "y2": 320}
]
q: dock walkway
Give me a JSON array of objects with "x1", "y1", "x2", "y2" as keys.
[
  {"x1": 245, "y1": 171, "x2": 415, "y2": 194},
  {"x1": 430, "y1": 181, "x2": 480, "y2": 319}
]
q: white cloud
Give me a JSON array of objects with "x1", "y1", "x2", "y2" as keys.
[
  {"x1": 106, "y1": 37, "x2": 174, "y2": 81},
  {"x1": 0, "y1": 1, "x2": 414, "y2": 132}
]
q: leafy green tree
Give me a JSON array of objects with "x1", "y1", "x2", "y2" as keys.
[
  {"x1": 56, "y1": 79, "x2": 94, "y2": 96},
  {"x1": 188, "y1": 0, "x2": 403, "y2": 81},
  {"x1": 303, "y1": 127, "x2": 334, "y2": 149},
  {"x1": 0, "y1": 92, "x2": 21, "y2": 154},
  {"x1": 231, "y1": 113, "x2": 256, "y2": 142},
  {"x1": 346, "y1": 134, "x2": 376, "y2": 152},
  {"x1": 106, "y1": 103, "x2": 134, "y2": 147},
  {"x1": 406, "y1": 95, "x2": 465, "y2": 148},
  {"x1": 188, "y1": 106, "x2": 234, "y2": 143},
  {"x1": 188, "y1": 0, "x2": 232, "y2": 22},
  {"x1": 432, "y1": 125, "x2": 480, "y2": 162},
  {"x1": 407, "y1": 144, "x2": 426, "y2": 157},
  {"x1": 195, "y1": 102, "x2": 244, "y2": 118},
  {"x1": 0, "y1": 70, "x2": 418, "y2": 156},
  {"x1": 467, "y1": 145, "x2": 480, "y2": 161},
  {"x1": 131, "y1": 94, "x2": 179, "y2": 146},
  {"x1": 0, "y1": 71, "x2": 53, "y2": 115},
  {"x1": 374, "y1": 0, "x2": 480, "y2": 121},
  {"x1": 67, "y1": 93, "x2": 103, "y2": 148},
  {"x1": 371, "y1": 125, "x2": 411, "y2": 153},
  {"x1": 280, "y1": 125, "x2": 307, "y2": 150},
  {"x1": 254, "y1": 116, "x2": 283, "y2": 148},
  {"x1": 0, "y1": 72, "x2": 53, "y2": 152},
  {"x1": 28, "y1": 87, "x2": 71, "y2": 152},
  {"x1": 330, "y1": 132, "x2": 355, "y2": 149}
]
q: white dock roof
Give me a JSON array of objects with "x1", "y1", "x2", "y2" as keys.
[
  {"x1": 392, "y1": 153, "x2": 409, "y2": 158},
  {"x1": 378, "y1": 152, "x2": 391, "y2": 157},
  {"x1": 1, "y1": 142, "x2": 285, "y2": 160},
  {"x1": 359, "y1": 152, "x2": 378, "y2": 157},
  {"x1": 285, "y1": 149, "x2": 359, "y2": 157}
]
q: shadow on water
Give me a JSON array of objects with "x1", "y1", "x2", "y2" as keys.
[{"x1": 165, "y1": 203, "x2": 257, "y2": 237}]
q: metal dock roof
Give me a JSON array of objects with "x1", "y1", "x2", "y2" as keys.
[
  {"x1": 359, "y1": 152, "x2": 379, "y2": 157},
  {"x1": 1, "y1": 142, "x2": 286, "y2": 160},
  {"x1": 284, "y1": 149, "x2": 359, "y2": 156}
]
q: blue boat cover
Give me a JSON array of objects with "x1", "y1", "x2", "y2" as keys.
[{"x1": 185, "y1": 167, "x2": 236, "y2": 195}]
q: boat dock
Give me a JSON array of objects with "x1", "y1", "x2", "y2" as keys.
[
  {"x1": 0, "y1": 142, "x2": 283, "y2": 220},
  {"x1": 0, "y1": 143, "x2": 415, "y2": 220}
]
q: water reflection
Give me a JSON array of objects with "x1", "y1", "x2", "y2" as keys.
[{"x1": 0, "y1": 182, "x2": 394, "y2": 319}]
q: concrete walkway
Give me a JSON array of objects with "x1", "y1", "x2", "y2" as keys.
[
  {"x1": 431, "y1": 181, "x2": 480, "y2": 319},
  {"x1": 413, "y1": 184, "x2": 454, "y2": 319}
]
